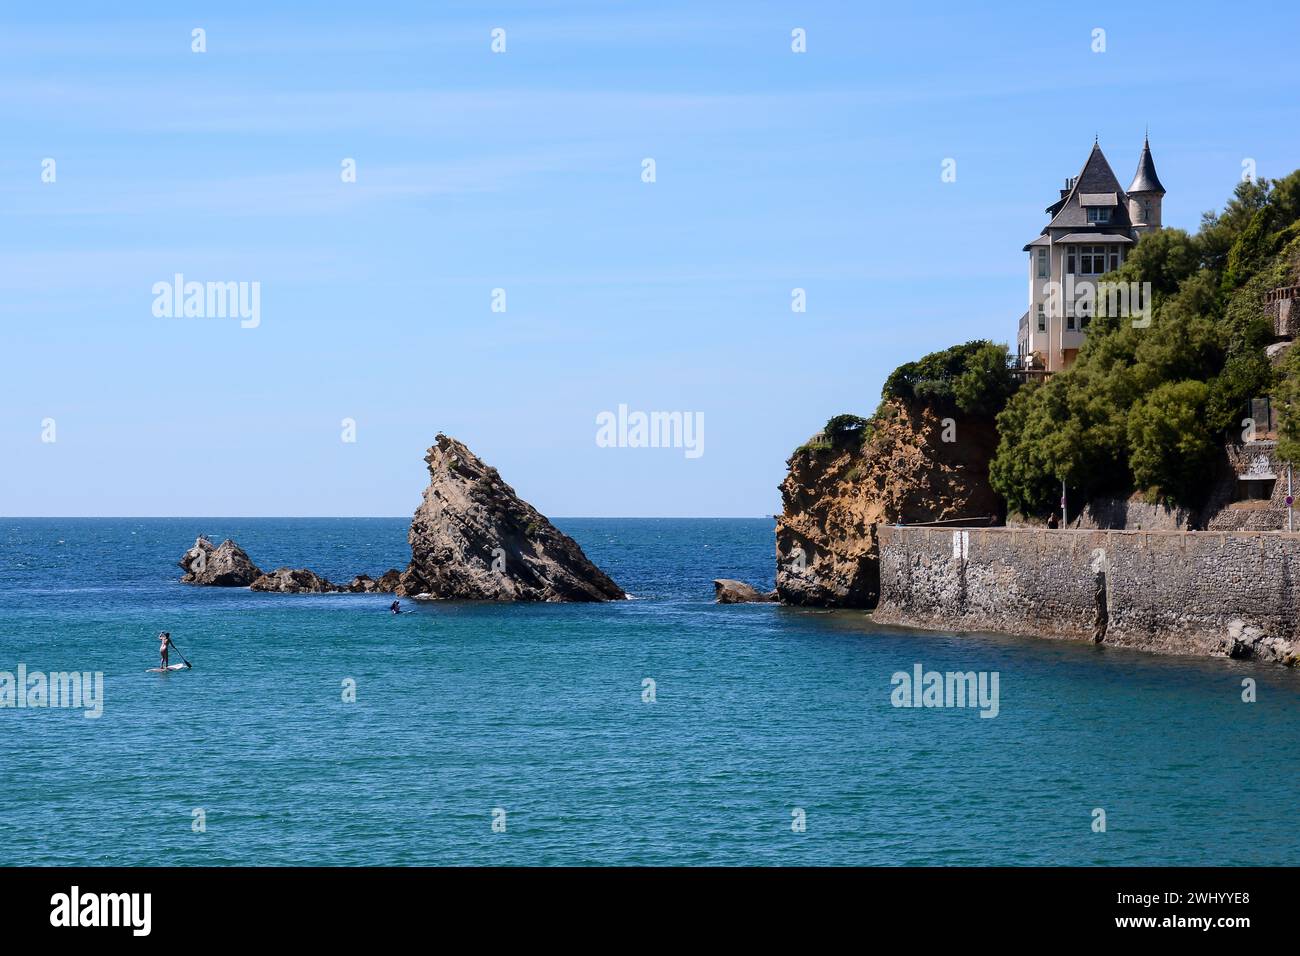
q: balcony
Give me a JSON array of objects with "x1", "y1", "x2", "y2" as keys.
[{"x1": 1009, "y1": 353, "x2": 1050, "y2": 382}]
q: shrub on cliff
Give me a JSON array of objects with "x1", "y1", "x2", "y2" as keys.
[
  {"x1": 792, "y1": 345, "x2": 1016, "y2": 459},
  {"x1": 990, "y1": 170, "x2": 1300, "y2": 515},
  {"x1": 824, "y1": 414, "x2": 871, "y2": 442},
  {"x1": 882, "y1": 340, "x2": 1018, "y2": 418}
]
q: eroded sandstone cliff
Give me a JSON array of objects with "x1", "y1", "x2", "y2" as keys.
[{"x1": 776, "y1": 401, "x2": 1001, "y2": 608}]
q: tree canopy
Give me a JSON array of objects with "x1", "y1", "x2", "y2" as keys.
[
  {"x1": 882, "y1": 340, "x2": 1019, "y2": 418},
  {"x1": 989, "y1": 171, "x2": 1300, "y2": 516}
]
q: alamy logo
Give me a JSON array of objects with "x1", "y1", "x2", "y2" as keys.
[
  {"x1": 152, "y1": 274, "x2": 261, "y2": 329},
  {"x1": 1041, "y1": 276, "x2": 1152, "y2": 328},
  {"x1": 0, "y1": 664, "x2": 103, "y2": 718},
  {"x1": 595, "y1": 404, "x2": 704, "y2": 459},
  {"x1": 890, "y1": 663, "x2": 999, "y2": 718},
  {"x1": 50, "y1": 886, "x2": 151, "y2": 936}
]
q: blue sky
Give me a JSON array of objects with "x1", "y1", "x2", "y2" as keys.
[{"x1": 3, "y1": 0, "x2": 1298, "y2": 517}]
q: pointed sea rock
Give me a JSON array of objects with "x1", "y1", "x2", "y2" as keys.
[{"x1": 398, "y1": 434, "x2": 625, "y2": 601}]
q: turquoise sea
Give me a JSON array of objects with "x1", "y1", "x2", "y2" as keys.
[{"x1": 1, "y1": 517, "x2": 1298, "y2": 866}]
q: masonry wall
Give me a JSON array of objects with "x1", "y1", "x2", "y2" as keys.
[
  {"x1": 874, "y1": 526, "x2": 1300, "y2": 664},
  {"x1": 1205, "y1": 442, "x2": 1290, "y2": 531}
]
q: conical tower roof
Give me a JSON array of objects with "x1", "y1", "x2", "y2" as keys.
[{"x1": 1127, "y1": 135, "x2": 1165, "y2": 195}]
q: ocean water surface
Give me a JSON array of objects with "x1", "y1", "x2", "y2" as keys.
[{"x1": 1, "y1": 517, "x2": 1298, "y2": 866}]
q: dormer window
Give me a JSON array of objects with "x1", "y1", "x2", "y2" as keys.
[{"x1": 1087, "y1": 207, "x2": 1111, "y2": 223}]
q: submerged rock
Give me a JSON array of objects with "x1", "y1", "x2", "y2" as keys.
[
  {"x1": 713, "y1": 579, "x2": 778, "y2": 604},
  {"x1": 179, "y1": 536, "x2": 263, "y2": 587},
  {"x1": 398, "y1": 434, "x2": 625, "y2": 601}
]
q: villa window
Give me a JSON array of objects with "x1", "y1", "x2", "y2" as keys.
[
  {"x1": 1036, "y1": 304, "x2": 1046, "y2": 332},
  {"x1": 1108, "y1": 251, "x2": 1120, "y2": 272},
  {"x1": 1066, "y1": 249, "x2": 1076, "y2": 274},
  {"x1": 1066, "y1": 311, "x2": 1076, "y2": 331},
  {"x1": 1079, "y1": 245, "x2": 1108, "y2": 275},
  {"x1": 1036, "y1": 248, "x2": 1049, "y2": 278},
  {"x1": 1087, "y1": 207, "x2": 1111, "y2": 223}
]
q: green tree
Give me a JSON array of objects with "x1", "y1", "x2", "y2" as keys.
[
  {"x1": 882, "y1": 340, "x2": 1017, "y2": 417},
  {"x1": 823, "y1": 414, "x2": 871, "y2": 445},
  {"x1": 1275, "y1": 345, "x2": 1300, "y2": 462},
  {"x1": 1126, "y1": 380, "x2": 1216, "y2": 502}
]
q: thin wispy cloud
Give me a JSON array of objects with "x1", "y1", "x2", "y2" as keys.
[{"x1": 2, "y1": 148, "x2": 620, "y2": 217}]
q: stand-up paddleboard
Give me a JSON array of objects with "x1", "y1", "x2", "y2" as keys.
[{"x1": 146, "y1": 663, "x2": 191, "y2": 673}]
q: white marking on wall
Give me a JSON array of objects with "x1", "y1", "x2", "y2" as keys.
[{"x1": 952, "y1": 530, "x2": 969, "y2": 561}]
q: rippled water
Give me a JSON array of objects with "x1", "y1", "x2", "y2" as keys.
[{"x1": 1, "y1": 517, "x2": 1298, "y2": 865}]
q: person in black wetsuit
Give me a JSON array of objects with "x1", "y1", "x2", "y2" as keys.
[{"x1": 390, "y1": 600, "x2": 401, "y2": 614}]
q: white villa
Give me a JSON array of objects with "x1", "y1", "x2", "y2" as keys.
[{"x1": 1015, "y1": 136, "x2": 1165, "y2": 372}]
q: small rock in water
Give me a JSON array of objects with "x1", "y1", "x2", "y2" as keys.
[
  {"x1": 179, "y1": 536, "x2": 263, "y2": 587},
  {"x1": 249, "y1": 567, "x2": 339, "y2": 594},
  {"x1": 713, "y1": 579, "x2": 778, "y2": 604}
]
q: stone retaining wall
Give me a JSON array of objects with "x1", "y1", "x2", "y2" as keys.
[{"x1": 874, "y1": 526, "x2": 1300, "y2": 664}]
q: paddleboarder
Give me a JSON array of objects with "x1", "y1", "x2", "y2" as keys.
[{"x1": 149, "y1": 633, "x2": 191, "y2": 672}]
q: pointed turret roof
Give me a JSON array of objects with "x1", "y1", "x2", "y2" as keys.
[
  {"x1": 1127, "y1": 135, "x2": 1165, "y2": 195},
  {"x1": 1023, "y1": 141, "x2": 1139, "y2": 249},
  {"x1": 1044, "y1": 141, "x2": 1132, "y2": 231}
]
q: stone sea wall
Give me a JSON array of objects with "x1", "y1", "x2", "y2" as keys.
[{"x1": 874, "y1": 526, "x2": 1300, "y2": 664}]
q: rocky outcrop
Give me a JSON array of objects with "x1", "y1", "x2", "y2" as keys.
[
  {"x1": 250, "y1": 568, "x2": 339, "y2": 593},
  {"x1": 174, "y1": 436, "x2": 622, "y2": 602},
  {"x1": 242, "y1": 566, "x2": 405, "y2": 593},
  {"x1": 776, "y1": 401, "x2": 1001, "y2": 608},
  {"x1": 345, "y1": 571, "x2": 402, "y2": 594},
  {"x1": 179, "y1": 536, "x2": 263, "y2": 586},
  {"x1": 179, "y1": 536, "x2": 401, "y2": 594},
  {"x1": 713, "y1": 579, "x2": 777, "y2": 603},
  {"x1": 397, "y1": 434, "x2": 625, "y2": 601}
]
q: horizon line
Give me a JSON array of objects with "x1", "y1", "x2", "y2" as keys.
[{"x1": 0, "y1": 514, "x2": 779, "y2": 521}]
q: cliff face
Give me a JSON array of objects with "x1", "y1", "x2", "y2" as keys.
[
  {"x1": 776, "y1": 401, "x2": 1001, "y2": 608},
  {"x1": 398, "y1": 434, "x2": 626, "y2": 601}
]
